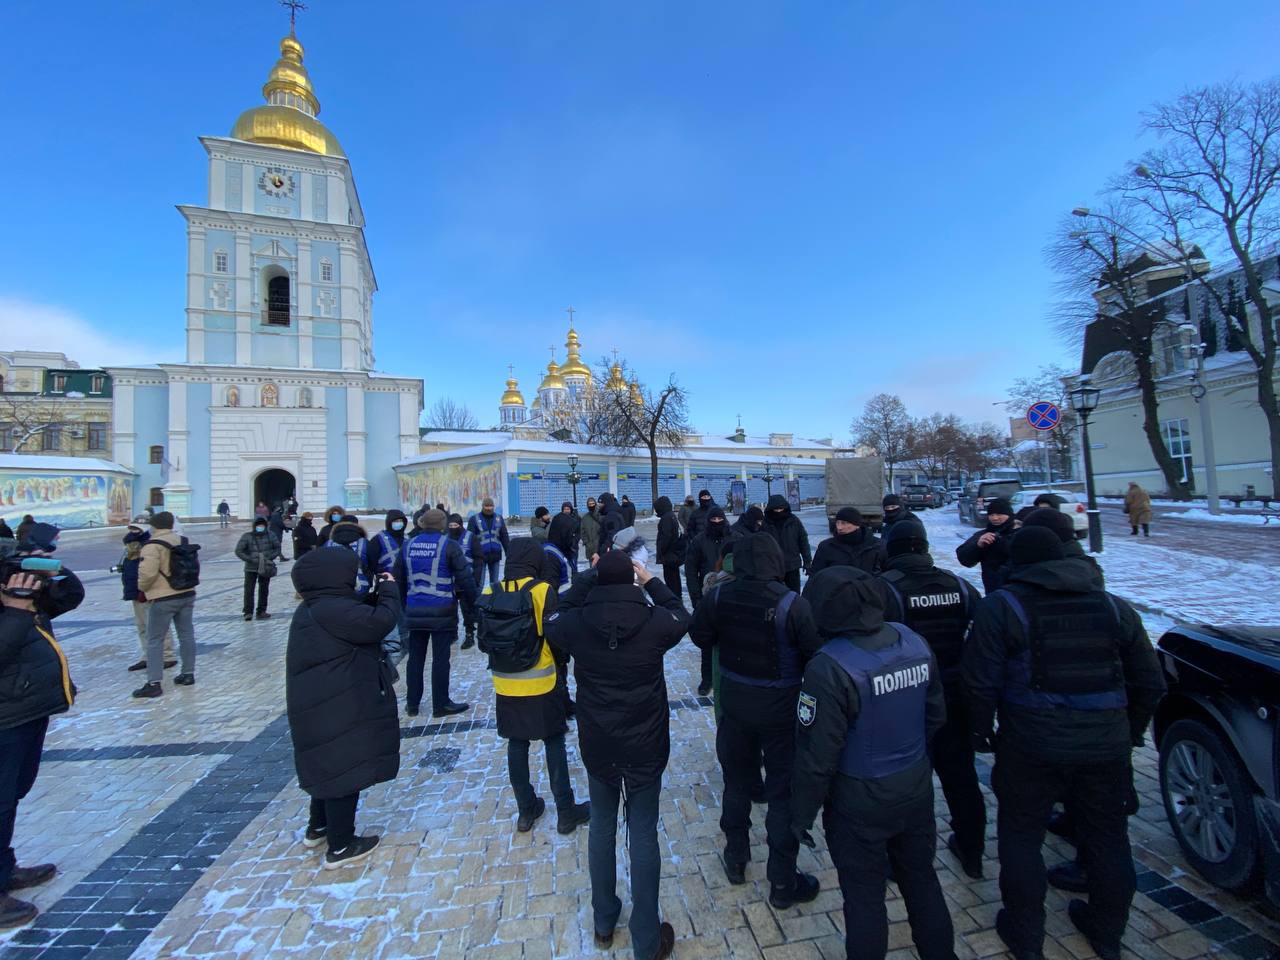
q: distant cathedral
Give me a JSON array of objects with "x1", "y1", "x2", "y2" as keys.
[{"x1": 498, "y1": 320, "x2": 643, "y2": 437}]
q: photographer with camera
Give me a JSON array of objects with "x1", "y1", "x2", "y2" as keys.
[{"x1": 0, "y1": 522, "x2": 84, "y2": 928}]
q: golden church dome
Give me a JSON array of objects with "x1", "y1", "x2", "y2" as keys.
[
  {"x1": 559, "y1": 327, "x2": 593, "y2": 379},
  {"x1": 539, "y1": 361, "x2": 567, "y2": 392},
  {"x1": 629, "y1": 380, "x2": 645, "y2": 406},
  {"x1": 500, "y1": 377, "x2": 526, "y2": 407},
  {"x1": 231, "y1": 34, "x2": 345, "y2": 157},
  {"x1": 605, "y1": 362, "x2": 627, "y2": 392}
]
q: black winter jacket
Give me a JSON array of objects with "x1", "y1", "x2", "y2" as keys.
[
  {"x1": 654, "y1": 497, "x2": 684, "y2": 566},
  {"x1": 286, "y1": 549, "x2": 401, "y2": 799},
  {"x1": 961, "y1": 558, "x2": 1165, "y2": 765},
  {"x1": 685, "y1": 500, "x2": 717, "y2": 539},
  {"x1": 548, "y1": 511, "x2": 580, "y2": 560},
  {"x1": 235, "y1": 528, "x2": 281, "y2": 577},
  {"x1": 955, "y1": 517, "x2": 1016, "y2": 593},
  {"x1": 292, "y1": 517, "x2": 318, "y2": 558},
  {"x1": 764, "y1": 495, "x2": 811, "y2": 573},
  {"x1": 620, "y1": 500, "x2": 637, "y2": 528},
  {"x1": 689, "y1": 534, "x2": 821, "y2": 726},
  {"x1": 595, "y1": 497, "x2": 625, "y2": 553},
  {"x1": 811, "y1": 527, "x2": 882, "y2": 575},
  {"x1": 545, "y1": 578, "x2": 690, "y2": 788},
  {"x1": 0, "y1": 568, "x2": 84, "y2": 731},
  {"x1": 367, "y1": 511, "x2": 409, "y2": 597},
  {"x1": 119, "y1": 529, "x2": 151, "y2": 601},
  {"x1": 685, "y1": 509, "x2": 734, "y2": 605}
]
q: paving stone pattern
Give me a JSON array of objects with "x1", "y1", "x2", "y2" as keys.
[{"x1": 1, "y1": 517, "x2": 1277, "y2": 959}]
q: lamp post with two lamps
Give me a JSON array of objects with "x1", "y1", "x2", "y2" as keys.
[
  {"x1": 1069, "y1": 382, "x2": 1104, "y2": 554},
  {"x1": 762, "y1": 462, "x2": 776, "y2": 499},
  {"x1": 566, "y1": 453, "x2": 582, "y2": 512}
]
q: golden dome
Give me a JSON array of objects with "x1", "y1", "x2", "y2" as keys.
[
  {"x1": 559, "y1": 327, "x2": 592, "y2": 378},
  {"x1": 539, "y1": 360, "x2": 567, "y2": 392},
  {"x1": 500, "y1": 376, "x2": 526, "y2": 407},
  {"x1": 230, "y1": 34, "x2": 345, "y2": 157},
  {"x1": 605, "y1": 362, "x2": 627, "y2": 391},
  {"x1": 629, "y1": 380, "x2": 645, "y2": 406}
]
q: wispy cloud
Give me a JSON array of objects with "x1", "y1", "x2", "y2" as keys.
[{"x1": 0, "y1": 297, "x2": 183, "y2": 368}]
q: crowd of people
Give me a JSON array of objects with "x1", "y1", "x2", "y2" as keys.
[{"x1": 0, "y1": 488, "x2": 1167, "y2": 960}]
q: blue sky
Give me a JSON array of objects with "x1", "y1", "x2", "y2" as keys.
[{"x1": 3, "y1": 1, "x2": 1278, "y2": 440}]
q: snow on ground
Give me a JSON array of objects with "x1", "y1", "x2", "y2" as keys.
[
  {"x1": 1163, "y1": 508, "x2": 1268, "y2": 525},
  {"x1": 911, "y1": 507, "x2": 1278, "y2": 633}
]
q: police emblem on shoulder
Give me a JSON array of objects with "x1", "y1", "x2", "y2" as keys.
[{"x1": 797, "y1": 692, "x2": 817, "y2": 726}]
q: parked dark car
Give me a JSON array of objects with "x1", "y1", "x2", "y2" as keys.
[
  {"x1": 902, "y1": 483, "x2": 937, "y2": 510},
  {"x1": 930, "y1": 485, "x2": 952, "y2": 506},
  {"x1": 1154, "y1": 624, "x2": 1280, "y2": 905},
  {"x1": 956, "y1": 478, "x2": 1022, "y2": 526}
]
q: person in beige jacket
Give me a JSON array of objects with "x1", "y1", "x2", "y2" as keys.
[
  {"x1": 132, "y1": 512, "x2": 198, "y2": 698},
  {"x1": 1123, "y1": 482, "x2": 1153, "y2": 537}
]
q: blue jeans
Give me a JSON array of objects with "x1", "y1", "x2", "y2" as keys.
[
  {"x1": 480, "y1": 555, "x2": 502, "y2": 589},
  {"x1": 588, "y1": 775, "x2": 662, "y2": 959},
  {"x1": 406, "y1": 629, "x2": 453, "y2": 713},
  {"x1": 0, "y1": 717, "x2": 48, "y2": 891},
  {"x1": 508, "y1": 735, "x2": 574, "y2": 814}
]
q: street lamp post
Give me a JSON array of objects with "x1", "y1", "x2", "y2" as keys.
[
  {"x1": 1070, "y1": 383, "x2": 1104, "y2": 554},
  {"x1": 566, "y1": 453, "x2": 582, "y2": 512},
  {"x1": 762, "y1": 462, "x2": 776, "y2": 499},
  {"x1": 1177, "y1": 324, "x2": 1221, "y2": 515}
]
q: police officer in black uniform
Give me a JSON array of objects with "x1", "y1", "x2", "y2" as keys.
[
  {"x1": 875, "y1": 519, "x2": 985, "y2": 879},
  {"x1": 688, "y1": 533, "x2": 822, "y2": 907},
  {"x1": 962, "y1": 527, "x2": 1165, "y2": 960},
  {"x1": 792, "y1": 567, "x2": 954, "y2": 960}
]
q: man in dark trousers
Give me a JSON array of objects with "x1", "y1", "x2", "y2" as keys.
[
  {"x1": 763, "y1": 494, "x2": 811, "y2": 593},
  {"x1": 0, "y1": 525, "x2": 84, "y2": 928},
  {"x1": 792, "y1": 567, "x2": 955, "y2": 960},
  {"x1": 447, "y1": 513, "x2": 486, "y2": 649},
  {"x1": 545, "y1": 550, "x2": 688, "y2": 960},
  {"x1": 467, "y1": 498, "x2": 509, "y2": 589},
  {"x1": 811, "y1": 507, "x2": 882, "y2": 575},
  {"x1": 689, "y1": 534, "x2": 822, "y2": 906},
  {"x1": 875, "y1": 520, "x2": 984, "y2": 879},
  {"x1": 547, "y1": 502, "x2": 580, "y2": 570},
  {"x1": 653, "y1": 496, "x2": 684, "y2": 600},
  {"x1": 403, "y1": 510, "x2": 477, "y2": 718},
  {"x1": 619, "y1": 494, "x2": 637, "y2": 528},
  {"x1": 685, "y1": 506, "x2": 733, "y2": 695},
  {"x1": 962, "y1": 526, "x2": 1165, "y2": 960}
]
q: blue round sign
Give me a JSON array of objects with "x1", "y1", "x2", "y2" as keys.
[{"x1": 1026, "y1": 401, "x2": 1061, "y2": 431}]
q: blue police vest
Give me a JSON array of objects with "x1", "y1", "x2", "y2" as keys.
[
  {"x1": 540, "y1": 542, "x2": 572, "y2": 590},
  {"x1": 325, "y1": 537, "x2": 371, "y2": 597},
  {"x1": 821, "y1": 625, "x2": 932, "y2": 779},
  {"x1": 404, "y1": 533, "x2": 455, "y2": 610},
  {"x1": 994, "y1": 587, "x2": 1127, "y2": 712},
  {"x1": 474, "y1": 514, "x2": 504, "y2": 555},
  {"x1": 373, "y1": 531, "x2": 400, "y2": 576},
  {"x1": 717, "y1": 589, "x2": 801, "y2": 689}
]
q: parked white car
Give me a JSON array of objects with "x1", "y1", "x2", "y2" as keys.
[{"x1": 1014, "y1": 488, "x2": 1089, "y2": 539}]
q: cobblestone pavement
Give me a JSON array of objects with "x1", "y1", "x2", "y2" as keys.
[{"x1": 1, "y1": 513, "x2": 1278, "y2": 959}]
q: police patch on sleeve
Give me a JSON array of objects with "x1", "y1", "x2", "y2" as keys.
[{"x1": 797, "y1": 692, "x2": 817, "y2": 727}]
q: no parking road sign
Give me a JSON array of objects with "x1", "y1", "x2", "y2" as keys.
[{"x1": 1026, "y1": 401, "x2": 1061, "y2": 431}]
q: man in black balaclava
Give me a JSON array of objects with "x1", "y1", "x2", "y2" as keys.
[
  {"x1": 686, "y1": 507, "x2": 732, "y2": 695},
  {"x1": 731, "y1": 505, "x2": 764, "y2": 538},
  {"x1": 811, "y1": 507, "x2": 881, "y2": 576},
  {"x1": 764, "y1": 495, "x2": 811, "y2": 593},
  {"x1": 686, "y1": 489, "x2": 716, "y2": 539}
]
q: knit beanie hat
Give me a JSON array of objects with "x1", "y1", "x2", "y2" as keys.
[
  {"x1": 1021, "y1": 506, "x2": 1075, "y2": 544},
  {"x1": 985, "y1": 497, "x2": 1014, "y2": 518},
  {"x1": 419, "y1": 509, "x2": 446, "y2": 532},
  {"x1": 882, "y1": 494, "x2": 902, "y2": 508},
  {"x1": 1010, "y1": 526, "x2": 1065, "y2": 566},
  {"x1": 835, "y1": 507, "x2": 863, "y2": 524},
  {"x1": 885, "y1": 518, "x2": 928, "y2": 557},
  {"x1": 596, "y1": 550, "x2": 634, "y2": 586}
]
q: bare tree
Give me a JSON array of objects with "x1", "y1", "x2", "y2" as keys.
[
  {"x1": 906, "y1": 413, "x2": 966, "y2": 480},
  {"x1": 595, "y1": 360, "x2": 692, "y2": 505},
  {"x1": 851, "y1": 393, "x2": 912, "y2": 487},
  {"x1": 1119, "y1": 78, "x2": 1280, "y2": 496},
  {"x1": 422, "y1": 396, "x2": 479, "y2": 431},
  {"x1": 1002, "y1": 364, "x2": 1078, "y2": 480},
  {"x1": 0, "y1": 393, "x2": 80, "y2": 453},
  {"x1": 1048, "y1": 205, "x2": 1198, "y2": 498}
]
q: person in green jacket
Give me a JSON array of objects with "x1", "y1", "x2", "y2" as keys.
[
  {"x1": 530, "y1": 506, "x2": 550, "y2": 542},
  {"x1": 579, "y1": 497, "x2": 601, "y2": 560}
]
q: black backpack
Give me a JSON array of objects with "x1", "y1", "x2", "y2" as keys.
[
  {"x1": 476, "y1": 581, "x2": 542, "y2": 673},
  {"x1": 155, "y1": 537, "x2": 202, "y2": 591}
]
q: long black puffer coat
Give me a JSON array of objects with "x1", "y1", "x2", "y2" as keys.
[
  {"x1": 0, "y1": 569, "x2": 84, "y2": 731},
  {"x1": 286, "y1": 548, "x2": 401, "y2": 800},
  {"x1": 545, "y1": 577, "x2": 690, "y2": 788},
  {"x1": 764, "y1": 494, "x2": 812, "y2": 573}
]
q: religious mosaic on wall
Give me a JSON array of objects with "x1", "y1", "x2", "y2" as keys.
[
  {"x1": 0, "y1": 470, "x2": 134, "y2": 529},
  {"x1": 396, "y1": 459, "x2": 502, "y2": 518}
]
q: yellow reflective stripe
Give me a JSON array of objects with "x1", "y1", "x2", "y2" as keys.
[
  {"x1": 36, "y1": 623, "x2": 74, "y2": 708},
  {"x1": 492, "y1": 663, "x2": 557, "y2": 681}
]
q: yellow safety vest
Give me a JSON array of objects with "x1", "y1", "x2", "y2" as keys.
[{"x1": 486, "y1": 577, "x2": 557, "y2": 697}]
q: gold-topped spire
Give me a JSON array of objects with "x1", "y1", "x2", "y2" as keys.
[
  {"x1": 539, "y1": 359, "x2": 567, "y2": 392},
  {"x1": 230, "y1": 23, "x2": 344, "y2": 157},
  {"x1": 500, "y1": 366, "x2": 526, "y2": 408},
  {"x1": 629, "y1": 379, "x2": 644, "y2": 407},
  {"x1": 560, "y1": 315, "x2": 592, "y2": 378},
  {"x1": 605, "y1": 360, "x2": 627, "y2": 391}
]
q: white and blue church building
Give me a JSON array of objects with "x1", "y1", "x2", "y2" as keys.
[{"x1": 108, "y1": 30, "x2": 422, "y2": 518}]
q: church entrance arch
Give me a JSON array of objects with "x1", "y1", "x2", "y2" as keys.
[{"x1": 253, "y1": 468, "x2": 295, "y2": 512}]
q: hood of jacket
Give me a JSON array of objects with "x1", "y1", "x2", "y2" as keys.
[
  {"x1": 582, "y1": 582, "x2": 655, "y2": 643},
  {"x1": 704, "y1": 506, "x2": 729, "y2": 541},
  {"x1": 384, "y1": 509, "x2": 407, "y2": 534},
  {"x1": 329, "y1": 520, "x2": 367, "y2": 547},
  {"x1": 296, "y1": 516, "x2": 315, "y2": 530},
  {"x1": 654, "y1": 496, "x2": 673, "y2": 517},
  {"x1": 883, "y1": 551, "x2": 937, "y2": 574},
  {"x1": 123, "y1": 529, "x2": 150, "y2": 546},
  {"x1": 1007, "y1": 556, "x2": 1104, "y2": 594},
  {"x1": 803, "y1": 566, "x2": 882, "y2": 637},
  {"x1": 504, "y1": 538, "x2": 544, "y2": 580},
  {"x1": 735, "y1": 506, "x2": 764, "y2": 532},
  {"x1": 765, "y1": 494, "x2": 792, "y2": 523},
  {"x1": 292, "y1": 546, "x2": 359, "y2": 599},
  {"x1": 323, "y1": 504, "x2": 346, "y2": 523},
  {"x1": 733, "y1": 532, "x2": 785, "y2": 582}
]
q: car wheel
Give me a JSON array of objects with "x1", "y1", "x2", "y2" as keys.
[{"x1": 1159, "y1": 718, "x2": 1261, "y2": 891}]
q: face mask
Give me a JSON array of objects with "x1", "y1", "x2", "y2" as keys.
[
  {"x1": 392, "y1": 521, "x2": 405, "y2": 531},
  {"x1": 254, "y1": 525, "x2": 266, "y2": 533},
  {"x1": 330, "y1": 513, "x2": 342, "y2": 522}
]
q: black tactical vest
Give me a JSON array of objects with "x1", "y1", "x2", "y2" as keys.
[
  {"x1": 879, "y1": 567, "x2": 971, "y2": 674},
  {"x1": 713, "y1": 582, "x2": 801, "y2": 688}
]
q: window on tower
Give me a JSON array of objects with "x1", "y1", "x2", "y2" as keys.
[
  {"x1": 214, "y1": 250, "x2": 229, "y2": 274},
  {"x1": 319, "y1": 259, "x2": 333, "y2": 282},
  {"x1": 265, "y1": 272, "x2": 291, "y2": 326}
]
